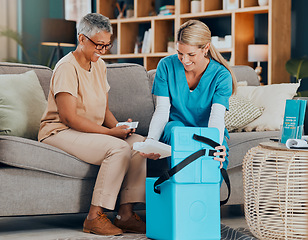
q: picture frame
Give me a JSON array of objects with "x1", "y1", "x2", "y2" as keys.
[
  {"x1": 223, "y1": 0, "x2": 239, "y2": 10},
  {"x1": 64, "y1": 0, "x2": 92, "y2": 23}
]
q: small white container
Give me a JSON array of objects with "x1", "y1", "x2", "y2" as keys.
[
  {"x1": 258, "y1": 0, "x2": 268, "y2": 6},
  {"x1": 167, "y1": 41, "x2": 175, "y2": 53},
  {"x1": 126, "y1": 9, "x2": 134, "y2": 18},
  {"x1": 191, "y1": 0, "x2": 201, "y2": 14}
]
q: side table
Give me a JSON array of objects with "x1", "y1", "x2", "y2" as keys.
[{"x1": 243, "y1": 142, "x2": 308, "y2": 239}]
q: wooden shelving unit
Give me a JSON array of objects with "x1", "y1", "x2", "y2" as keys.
[{"x1": 96, "y1": 0, "x2": 291, "y2": 84}]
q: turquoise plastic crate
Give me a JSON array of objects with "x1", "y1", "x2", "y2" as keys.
[
  {"x1": 171, "y1": 127, "x2": 220, "y2": 183},
  {"x1": 146, "y1": 178, "x2": 220, "y2": 240},
  {"x1": 146, "y1": 127, "x2": 221, "y2": 240}
]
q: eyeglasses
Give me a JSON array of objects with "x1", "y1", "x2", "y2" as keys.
[{"x1": 83, "y1": 34, "x2": 113, "y2": 51}]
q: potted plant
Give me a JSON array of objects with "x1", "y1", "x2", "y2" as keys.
[
  {"x1": 0, "y1": 28, "x2": 30, "y2": 63},
  {"x1": 286, "y1": 57, "x2": 308, "y2": 135},
  {"x1": 285, "y1": 57, "x2": 308, "y2": 96}
]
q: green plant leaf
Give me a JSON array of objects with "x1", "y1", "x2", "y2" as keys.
[
  {"x1": 297, "y1": 90, "x2": 308, "y2": 97},
  {"x1": 0, "y1": 27, "x2": 31, "y2": 63},
  {"x1": 286, "y1": 57, "x2": 308, "y2": 81}
]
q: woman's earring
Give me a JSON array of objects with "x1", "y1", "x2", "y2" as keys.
[{"x1": 204, "y1": 51, "x2": 208, "y2": 57}]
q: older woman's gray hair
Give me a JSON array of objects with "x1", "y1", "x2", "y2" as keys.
[{"x1": 77, "y1": 13, "x2": 113, "y2": 37}]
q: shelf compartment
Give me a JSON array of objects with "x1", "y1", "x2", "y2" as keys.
[
  {"x1": 153, "y1": 19, "x2": 175, "y2": 53},
  {"x1": 180, "y1": 16, "x2": 232, "y2": 38},
  {"x1": 97, "y1": 0, "x2": 116, "y2": 19},
  {"x1": 203, "y1": 0, "x2": 223, "y2": 12},
  {"x1": 241, "y1": 0, "x2": 259, "y2": 8},
  {"x1": 179, "y1": 0, "x2": 190, "y2": 14},
  {"x1": 135, "y1": 0, "x2": 155, "y2": 18},
  {"x1": 233, "y1": 12, "x2": 255, "y2": 66},
  {"x1": 180, "y1": 0, "x2": 223, "y2": 14},
  {"x1": 119, "y1": 21, "x2": 151, "y2": 54},
  {"x1": 145, "y1": 56, "x2": 165, "y2": 71}
]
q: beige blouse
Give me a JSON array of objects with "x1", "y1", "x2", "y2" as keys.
[{"x1": 38, "y1": 52, "x2": 110, "y2": 142}]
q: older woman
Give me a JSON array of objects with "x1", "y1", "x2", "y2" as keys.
[{"x1": 38, "y1": 13, "x2": 146, "y2": 236}]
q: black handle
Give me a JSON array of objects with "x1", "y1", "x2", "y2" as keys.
[{"x1": 153, "y1": 134, "x2": 231, "y2": 206}]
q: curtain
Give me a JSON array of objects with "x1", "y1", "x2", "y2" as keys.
[{"x1": 0, "y1": 0, "x2": 18, "y2": 62}]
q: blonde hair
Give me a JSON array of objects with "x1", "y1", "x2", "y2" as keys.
[{"x1": 177, "y1": 20, "x2": 237, "y2": 94}]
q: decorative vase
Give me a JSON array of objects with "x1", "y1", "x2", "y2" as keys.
[
  {"x1": 167, "y1": 41, "x2": 175, "y2": 53},
  {"x1": 126, "y1": 9, "x2": 134, "y2": 18},
  {"x1": 258, "y1": 0, "x2": 268, "y2": 6},
  {"x1": 191, "y1": 1, "x2": 201, "y2": 13}
]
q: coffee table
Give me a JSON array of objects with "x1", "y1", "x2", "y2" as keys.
[{"x1": 243, "y1": 141, "x2": 308, "y2": 239}]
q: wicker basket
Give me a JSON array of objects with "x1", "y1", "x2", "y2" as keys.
[{"x1": 243, "y1": 142, "x2": 308, "y2": 239}]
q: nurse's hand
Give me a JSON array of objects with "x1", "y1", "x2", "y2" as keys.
[
  {"x1": 214, "y1": 145, "x2": 226, "y2": 169},
  {"x1": 139, "y1": 152, "x2": 161, "y2": 160}
]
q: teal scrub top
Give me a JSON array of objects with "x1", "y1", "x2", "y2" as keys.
[{"x1": 152, "y1": 54, "x2": 233, "y2": 129}]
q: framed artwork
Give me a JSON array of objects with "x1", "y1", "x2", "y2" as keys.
[
  {"x1": 223, "y1": 0, "x2": 239, "y2": 10},
  {"x1": 64, "y1": 0, "x2": 92, "y2": 23}
]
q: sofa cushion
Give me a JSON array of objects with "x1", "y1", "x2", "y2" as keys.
[
  {"x1": 0, "y1": 62, "x2": 52, "y2": 99},
  {"x1": 0, "y1": 70, "x2": 47, "y2": 140},
  {"x1": 107, "y1": 63, "x2": 154, "y2": 136},
  {"x1": 0, "y1": 135, "x2": 99, "y2": 179},
  {"x1": 236, "y1": 83, "x2": 300, "y2": 131},
  {"x1": 225, "y1": 95, "x2": 263, "y2": 132}
]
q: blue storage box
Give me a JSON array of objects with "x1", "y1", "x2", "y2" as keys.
[
  {"x1": 146, "y1": 178, "x2": 220, "y2": 240},
  {"x1": 146, "y1": 127, "x2": 222, "y2": 240},
  {"x1": 171, "y1": 127, "x2": 220, "y2": 183}
]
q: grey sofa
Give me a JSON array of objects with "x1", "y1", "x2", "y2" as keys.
[{"x1": 0, "y1": 62, "x2": 279, "y2": 217}]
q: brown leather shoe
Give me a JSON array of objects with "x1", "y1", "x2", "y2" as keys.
[
  {"x1": 83, "y1": 212, "x2": 123, "y2": 236},
  {"x1": 114, "y1": 212, "x2": 146, "y2": 234}
]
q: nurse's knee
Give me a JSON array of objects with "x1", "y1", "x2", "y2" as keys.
[{"x1": 166, "y1": 121, "x2": 185, "y2": 132}]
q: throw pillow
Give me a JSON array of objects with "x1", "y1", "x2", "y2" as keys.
[
  {"x1": 225, "y1": 95, "x2": 264, "y2": 132},
  {"x1": 236, "y1": 83, "x2": 300, "y2": 131},
  {"x1": 0, "y1": 70, "x2": 47, "y2": 140}
]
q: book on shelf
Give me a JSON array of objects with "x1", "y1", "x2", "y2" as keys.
[
  {"x1": 141, "y1": 28, "x2": 152, "y2": 54},
  {"x1": 159, "y1": 5, "x2": 175, "y2": 11},
  {"x1": 158, "y1": 9, "x2": 175, "y2": 15},
  {"x1": 281, "y1": 99, "x2": 307, "y2": 144},
  {"x1": 158, "y1": 5, "x2": 175, "y2": 15}
]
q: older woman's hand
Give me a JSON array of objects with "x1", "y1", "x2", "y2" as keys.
[
  {"x1": 139, "y1": 152, "x2": 161, "y2": 160},
  {"x1": 213, "y1": 145, "x2": 226, "y2": 169},
  {"x1": 110, "y1": 126, "x2": 132, "y2": 139},
  {"x1": 126, "y1": 118, "x2": 136, "y2": 137}
]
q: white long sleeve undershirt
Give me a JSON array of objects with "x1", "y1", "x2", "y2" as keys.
[
  {"x1": 147, "y1": 96, "x2": 226, "y2": 144},
  {"x1": 208, "y1": 103, "x2": 226, "y2": 144},
  {"x1": 147, "y1": 96, "x2": 171, "y2": 141}
]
